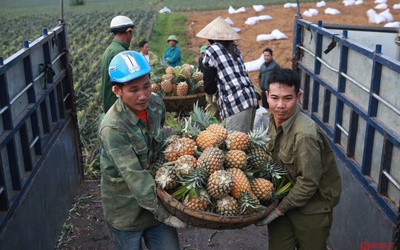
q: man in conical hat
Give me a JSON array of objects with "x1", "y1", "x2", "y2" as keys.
[{"x1": 197, "y1": 16, "x2": 259, "y2": 133}]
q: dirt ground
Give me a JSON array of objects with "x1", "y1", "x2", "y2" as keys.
[{"x1": 59, "y1": 1, "x2": 400, "y2": 249}]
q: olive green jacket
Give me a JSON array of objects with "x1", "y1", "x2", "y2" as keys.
[
  {"x1": 98, "y1": 95, "x2": 169, "y2": 231},
  {"x1": 268, "y1": 107, "x2": 341, "y2": 215},
  {"x1": 101, "y1": 39, "x2": 130, "y2": 113}
]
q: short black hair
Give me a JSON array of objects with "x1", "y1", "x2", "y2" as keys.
[
  {"x1": 267, "y1": 68, "x2": 300, "y2": 94},
  {"x1": 139, "y1": 40, "x2": 148, "y2": 48},
  {"x1": 263, "y1": 48, "x2": 273, "y2": 56}
]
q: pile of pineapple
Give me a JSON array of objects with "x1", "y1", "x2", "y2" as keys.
[
  {"x1": 153, "y1": 103, "x2": 292, "y2": 217},
  {"x1": 150, "y1": 63, "x2": 204, "y2": 96}
]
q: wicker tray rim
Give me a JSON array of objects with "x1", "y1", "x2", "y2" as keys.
[
  {"x1": 157, "y1": 188, "x2": 278, "y2": 229},
  {"x1": 162, "y1": 93, "x2": 205, "y2": 100}
]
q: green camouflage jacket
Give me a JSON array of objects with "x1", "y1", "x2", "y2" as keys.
[
  {"x1": 101, "y1": 39, "x2": 130, "y2": 113},
  {"x1": 99, "y1": 94, "x2": 169, "y2": 231}
]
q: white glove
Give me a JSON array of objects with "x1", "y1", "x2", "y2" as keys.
[
  {"x1": 163, "y1": 215, "x2": 189, "y2": 229},
  {"x1": 255, "y1": 208, "x2": 283, "y2": 226}
]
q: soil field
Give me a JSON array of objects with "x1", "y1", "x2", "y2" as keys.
[{"x1": 59, "y1": 1, "x2": 400, "y2": 248}]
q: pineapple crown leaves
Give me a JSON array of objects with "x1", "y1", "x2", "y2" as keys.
[
  {"x1": 271, "y1": 176, "x2": 292, "y2": 200},
  {"x1": 172, "y1": 168, "x2": 208, "y2": 201},
  {"x1": 165, "y1": 114, "x2": 185, "y2": 135},
  {"x1": 182, "y1": 117, "x2": 202, "y2": 138},
  {"x1": 256, "y1": 161, "x2": 288, "y2": 185},
  {"x1": 238, "y1": 192, "x2": 265, "y2": 215},
  {"x1": 189, "y1": 101, "x2": 213, "y2": 130},
  {"x1": 247, "y1": 127, "x2": 271, "y2": 152}
]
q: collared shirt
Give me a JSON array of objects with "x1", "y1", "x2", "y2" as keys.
[
  {"x1": 268, "y1": 107, "x2": 341, "y2": 214},
  {"x1": 99, "y1": 95, "x2": 169, "y2": 231},
  {"x1": 202, "y1": 43, "x2": 258, "y2": 120},
  {"x1": 162, "y1": 46, "x2": 181, "y2": 67},
  {"x1": 101, "y1": 39, "x2": 130, "y2": 113},
  {"x1": 258, "y1": 59, "x2": 280, "y2": 90}
]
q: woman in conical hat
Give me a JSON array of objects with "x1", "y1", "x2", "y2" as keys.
[{"x1": 197, "y1": 16, "x2": 259, "y2": 133}]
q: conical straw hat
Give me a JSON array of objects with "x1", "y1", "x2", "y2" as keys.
[{"x1": 196, "y1": 16, "x2": 240, "y2": 41}]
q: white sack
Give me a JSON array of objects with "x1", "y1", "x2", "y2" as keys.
[
  {"x1": 258, "y1": 15, "x2": 272, "y2": 21},
  {"x1": 316, "y1": 1, "x2": 326, "y2": 7},
  {"x1": 244, "y1": 54, "x2": 264, "y2": 72},
  {"x1": 394, "y1": 4, "x2": 400, "y2": 9},
  {"x1": 232, "y1": 27, "x2": 241, "y2": 32},
  {"x1": 159, "y1": 6, "x2": 172, "y2": 14},
  {"x1": 303, "y1": 10, "x2": 313, "y2": 17},
  {"x1": 256, "y1": 34, "x2": 275, "y2": 41},
  {"x1": 284, "y1": 3, "x2": 298, "y2": 8},
  {"x1": 253, "y1": 5, "x2": 265, "y2": 12},
  {"x1": 375, "y1": 3, "x2": 388, "y2": 9},
  {"x1": 309, "y1": 8, "x2": 319, "y2": 15},
  {"x1": 271, "y1": 29, "x2": 288, "y2": 39},
  {"x1": 225, "y1": 17, "x2": 234, "y2": 25},
  {"x1": 379, "y1": 9, "x2": 393, "y2": 22},
  {"x1": 245, "y1": 17, "x2": 260, "y2": 25},
  {"x1": 374, "y1": 13, "x2": 387, "y2": 23},
  {"x1": 367, "y1": 9, "x2": 377, "y2": 23},
  {"x1": 343, "y1": 0, "x2": 355, "y2": 6},
  {"x1": 384, "y1": 21, "x2": 400, "y2": 27},
  {"x1": 374, "y1": 0, "x2": 387, "y2": 3},
  {"x1": 325, "y1": 8, "x2": 341, "y2": 14}
]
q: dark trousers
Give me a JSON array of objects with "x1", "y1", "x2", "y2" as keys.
[{"x1": 268, "y1": 209, "x2": 333, "y2": 250}]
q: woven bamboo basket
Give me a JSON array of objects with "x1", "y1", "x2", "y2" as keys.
[
  {"x1": 157, "y1": 188, "x2": 278, "y2": 229},
  {"x1": 162, "y1": 93, "x2": 207, "y2": 113}
]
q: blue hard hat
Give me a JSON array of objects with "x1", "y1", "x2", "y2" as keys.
[{"x1": 108, "y1": 51, "x2": 151, "y2": 84}]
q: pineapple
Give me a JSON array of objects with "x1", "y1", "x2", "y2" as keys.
[
  {"x1": 225, "y1": 150, "x2": 247, "y2": 169},
  {"x1": 172, "y1": 168, "x2": 208, "y2": 201},
  {"x1": 238, "y1": 192, "x2": 262, "y2": 215},
  {"x1": 226, "y1": 131, "x2": 250, "y2": 151},
  {"x1": 226, "y1": 168, "x2": 262, "y2": 215},
  {"x1": 196, "y1": 80, "x2": 204, "y2": 93},
  {"x1": 207, "y1": 170, "x2": 233, "y2": 199},
  {"x1": 176, "y1": 81, "x2": 189, "y2": 96},
  {"x1": 151, "y1": 83, "x2": 161, "y2": 93},
  {"x1": 196, "y1": 130, "x2": 220, "y2": 150},
  {"x1": 155, "y1": 166, "x2": 178, "y2": 190},
  {"x1": 182, "y1": 63, "x2": 193, "y2": 73},
  {"x1": 161, "y1": 79, "x2": 173, "y2": 94},
  {"x1": 251, "y1": 178, "x2": 274, "y2": 201},
  {"x1": 192, "y1": 71, "x2": 203, "y2": 83},
  {"x1": 176, "y1": 137, "x2": 197, "y2": 157},
  {"x1": 183, "y1": 188, "x2": 210, "y2": 211},
  {"x1": 216, "y1": 195, "x2": 239, "y2": 216},
  {"x1": 197, "y1": 147, "x2": 225, "y2": 176},
  {"x1": 175, "y1": 154, "x2": 197, "y2": 177},
  {"x1": 165, "y1": 66, "x2": 174, "y2": 74},
  {"x1": 163, "y1": 141, "x2": 179, "y2": 162},
  {"x1": 162, "y1": 73, "x2": 174, "y2": 82},
  {"x1": 164, "y1": 137, "x2": 196, "y2": 163},
  {"x1": 246, "y1": 146, "x2": 272, "y2": 169},
  {"x1": 179, "y1": 68, "x2": 191, "y2": 79},
  {"x1": 206, "y1": 124, "x2": 228, "y2": 141},
  {"x1": 226, "y1": 168, "x2": 252, "y2": 199}
]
